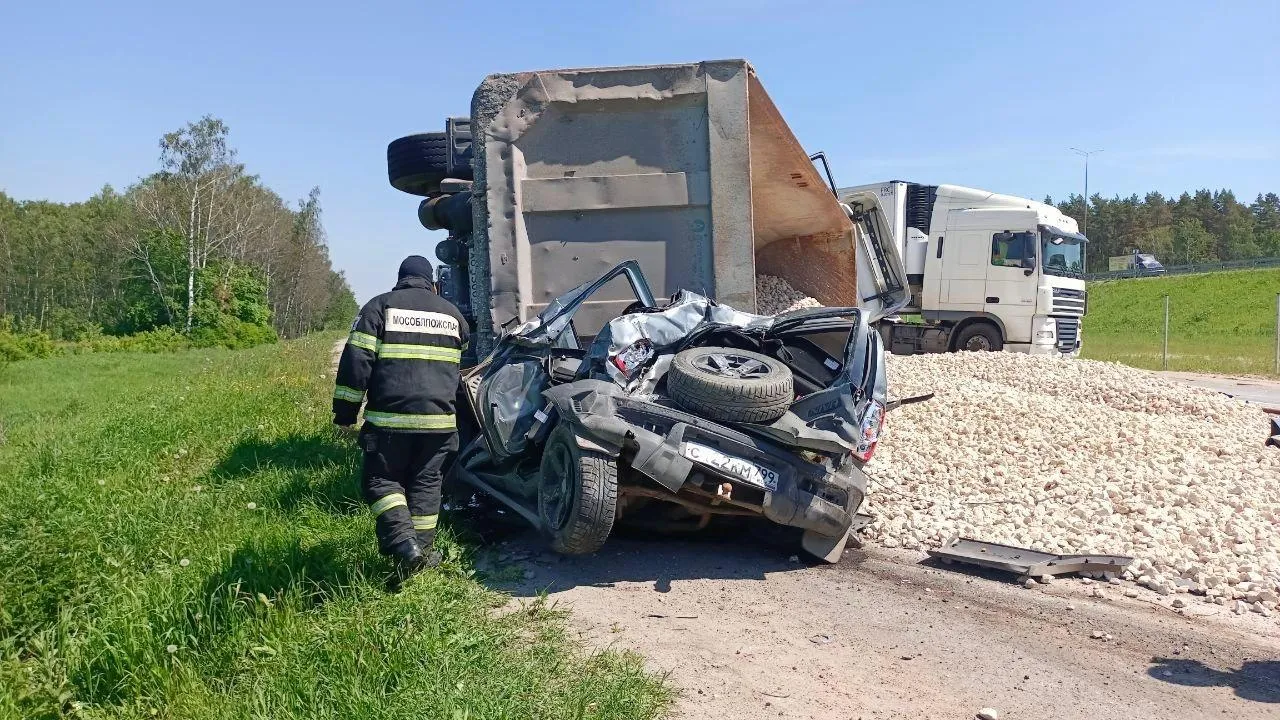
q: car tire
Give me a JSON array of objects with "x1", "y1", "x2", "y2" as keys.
[
  {"x1": 667, "y1": 346, "x2": 794, "y2": 423},
  {"x1": 538, "y1": 425, "x2": 618, "y2": 555},
  {"x1": 387, "y1": 133, "x2": 449, "y2": 196},
  {"x1": 954, "y1": 322, "x2": 1003, "y2": 352}
]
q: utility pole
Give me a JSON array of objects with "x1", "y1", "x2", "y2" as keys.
[{"x1": 1069, "y1": 148, "x2": 1103, "y2": 239}]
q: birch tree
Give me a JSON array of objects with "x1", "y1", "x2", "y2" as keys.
[{"x1": 133, "y1": 116, "x2": 262, "y2": 331}]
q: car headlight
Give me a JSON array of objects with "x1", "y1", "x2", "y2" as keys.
[{"x1": 852, "y1": 400, "x2": 885, "y2": 463}]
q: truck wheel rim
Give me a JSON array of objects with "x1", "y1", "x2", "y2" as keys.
[
  {"x1": 965, "y1": 336, "x2": 992, "y2": 351},
  {"x1": 542, "y1": 442, "x2": 574, "y2": 529},
  {"x1": 693, "y1": 353, "x2": 771, "y2": 379}
]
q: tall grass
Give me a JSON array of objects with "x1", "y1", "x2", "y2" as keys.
[
  {"x1": 1083, "y1": 268, "x2": 1280, "y2": 375},
  {"x1": 0, "y1": 336, "x2": 668, "y2": 719}
]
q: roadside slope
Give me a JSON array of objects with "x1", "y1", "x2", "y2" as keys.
[
  {"x1": 0, "y1": 337, "x2": 667, "y2": 719},
  {"x1": 1083, "y1": 267, "x2": 1280, "y2": 375}
]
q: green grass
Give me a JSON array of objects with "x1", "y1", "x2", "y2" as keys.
[
  {"x1": 0, "y1": 337, "x2": 669, "y2": 719},
  {"x1": 1083, "y1": 268, "x2": 1280, "y2": 375}
]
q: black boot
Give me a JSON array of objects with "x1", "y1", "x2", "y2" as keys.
[{"x1": 389, "y1": 537, "x2": 424, "y2": 574}]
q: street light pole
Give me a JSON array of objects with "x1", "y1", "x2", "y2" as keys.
[{"x1": 1069, "y1": 148, "x2": 1103, "y2": 239}]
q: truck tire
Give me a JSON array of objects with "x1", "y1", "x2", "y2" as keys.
[
  {"x1": 387, "y1": 133, "x2": 449, "y2": 196},
  {"x1": 538, "y1": 425, "x2": 618, "y2": 555},
  {"x1": 954, "y1": 322, "x2": 1003, "y2": 352},
  {"x1": 667, "y1": 346, "x2": 794, "y2": 423}
]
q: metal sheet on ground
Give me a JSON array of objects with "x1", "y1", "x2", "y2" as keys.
[{"x1": 928, "y1": 537, "x2": 1133, "y2": 579}]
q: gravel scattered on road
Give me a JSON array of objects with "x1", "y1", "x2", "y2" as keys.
[
  {"x1": 864, "y1": 350, "x2": 1278, "y2": 604},
  {"x1": 754, "y1": 274, "x2": 1279, "y2": 617}
]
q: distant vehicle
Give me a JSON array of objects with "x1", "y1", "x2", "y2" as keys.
[{"x1": 1107, "y1": 251, "x2": 1165, "y2": 274}]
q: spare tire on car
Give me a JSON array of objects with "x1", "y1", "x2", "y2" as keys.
[
  {"x1": 387, "y1": 133, "x2": 449, "y2": 196},
  {"x1": 667, "y1": 346, "x2": 794, "y2": 423}
]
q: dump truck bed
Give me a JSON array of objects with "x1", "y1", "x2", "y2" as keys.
[{"x1": 467, "y1": 60, "x2": 861, "y2": 352}]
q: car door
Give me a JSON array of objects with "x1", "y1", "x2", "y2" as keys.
[{"x1": 939, "y1": 228, "x2": 989, "y2": 310}]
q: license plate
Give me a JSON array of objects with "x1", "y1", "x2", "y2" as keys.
[{"x1": 681, "y1": 441, "x2": 780, "y2": 492}]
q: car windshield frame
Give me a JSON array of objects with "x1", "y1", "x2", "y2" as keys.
[
  {"x1": 518, "y1": 260, "x2": 658, "y2": 345},
  {"x1": 1040, "y1": 228, "x2": 1087, "y2": 278}
]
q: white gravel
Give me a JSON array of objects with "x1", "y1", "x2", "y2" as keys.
[
  {"x1": 756, "y1": 275, "x2": 822, "y2": 315},
  {"x1": 755, "y1": 273, "x2": 1280, "y2": 605},
  {"x1": 863, "y1": 351, "x2": 1279, "y2": 601}
]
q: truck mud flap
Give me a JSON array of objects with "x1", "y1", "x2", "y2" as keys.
[{"x1": 928, "y1": 537, "x2": 1133, "y2": 581}]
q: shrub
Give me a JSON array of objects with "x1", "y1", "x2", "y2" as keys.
[
  {"x1": 0, "y1": 316, "x2": 57, "y2": 362},
  {"x1": 189, "y1": 317, "x2": 277, "y2": 350},
  {"x1": 46, "y1": 308, "x2": 103, "y2": 342}
]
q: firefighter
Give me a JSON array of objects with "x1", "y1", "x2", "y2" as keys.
[{"x1": 333, "y1": 255, "x2": 468, "y2": 578}]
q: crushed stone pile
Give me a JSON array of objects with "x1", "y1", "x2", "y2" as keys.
[
  {"x1": 863, "y1": 351, "x2": 1280, "y2": 605},
  {"x1": 756, "y1": 275, "x2": 822, "y2": 315}
]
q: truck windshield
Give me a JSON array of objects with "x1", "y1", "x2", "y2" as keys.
[{"x1": 1041, "y1": 233, "x2": 1085, "y2": 278}]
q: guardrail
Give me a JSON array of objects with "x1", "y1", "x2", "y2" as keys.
[{"x1": 1085, "y1": 256, "x2": 1280, "y2": 281}]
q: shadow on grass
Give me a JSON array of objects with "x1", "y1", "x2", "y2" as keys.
[
  {"x1": 201, "y1": 533, "x2": 371, "y2": 609},
  {"x1": 73, "y1": 534, "x2": 377, "y2": 708},
  {"x1": 214, "y1": 429, "x2": 351, "y2": 477},
  {"x1": 212, "y1": 430, "x2": 363, "y2": 514},
  {"x1": 1148, "y1": 658, "x2": 1280, "y2": 703}
]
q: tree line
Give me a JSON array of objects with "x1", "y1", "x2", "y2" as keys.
[
  {"x1": 0, "y1": 116, "x2": 356, "y2": 348},
  {"x1": 1048, "y1": 189, "x2": 1280, "y2": 270}
]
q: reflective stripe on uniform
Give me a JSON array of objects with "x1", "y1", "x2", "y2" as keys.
[
  {"x1": 377, "y1": 343, "x2": 461, "y2": 363},
  {"x1": 412, "y1": 514, "x2": 438, "y2": 531},
  {"x1": 347, "y1": 331, "x2": 379, "y2": 352},
  {"x1": 363, "y1": 411, "x2": 457, "y2": 430},
  {"x1": 370, "y1": 493, "x2": 407, "y2": 516},
  {"x1": 333, "y1": 384, "x2": 363, "y2": 402}
]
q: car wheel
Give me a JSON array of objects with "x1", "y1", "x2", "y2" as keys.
[
  {"x1": 387, "y1": 133, "x2": 449, "y2": 196},
  {"x1": 537, "y1": 425, "x2": 618, "y2": 554},
  {"x1": 667, "y1": 346, "x2": 794, "y2": 423},
  {"x1": 954, "y1": 323, "x2": 1003, "y2": 352}
]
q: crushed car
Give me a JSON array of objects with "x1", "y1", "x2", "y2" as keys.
[{"x1": 452, "y1": 260, "x2": 889, "y2": 562}]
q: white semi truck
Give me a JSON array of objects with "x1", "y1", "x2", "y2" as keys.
[{"x1": 839, "y1": 181, "x2": 1088, "y2": 356}]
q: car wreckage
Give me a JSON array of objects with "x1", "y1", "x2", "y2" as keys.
[{"x1": 453, "y1": 260, "x2": 890, "y2": 562}]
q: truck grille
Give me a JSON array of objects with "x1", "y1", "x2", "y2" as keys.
[
  {"x1": 1054, "y1": 317, "x2": 1080, "y2": 353},
  {"x1": 1051, "y1": 287, "x2": 1086, "y2": 316}
]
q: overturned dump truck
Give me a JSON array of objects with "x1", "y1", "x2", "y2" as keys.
[{"x1": 387, "y1": 60, "x2": 891, "y2": 560}]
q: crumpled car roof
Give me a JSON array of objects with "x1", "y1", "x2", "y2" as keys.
[{"x1": 585, "y1": 290, "x2": 775, "y2": 386}]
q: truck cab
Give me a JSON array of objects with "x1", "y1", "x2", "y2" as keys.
[{"x1": 841, "y1": 182, "x2": 1087, "y2": 356}]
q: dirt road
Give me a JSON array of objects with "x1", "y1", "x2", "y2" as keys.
[{"x1": 489, "y1": 531, "x2": 1280, "y2": 720}]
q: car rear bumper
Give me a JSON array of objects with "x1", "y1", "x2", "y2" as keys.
[{"x1": 542, "y1": 382, "x2": 863, "y2": 540}]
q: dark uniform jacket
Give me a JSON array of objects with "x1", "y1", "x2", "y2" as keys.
[{"x1": 333, "y1": 276, "x2": 469, "y2": 432}]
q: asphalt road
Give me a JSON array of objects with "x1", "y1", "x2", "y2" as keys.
[{"x1": 1159, "y1": 372, "x2": 1280, "y2": 412}]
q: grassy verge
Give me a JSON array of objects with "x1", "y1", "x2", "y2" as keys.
[
  {"x1": 0, "y1": 336, "x2": 668, "y2": 719},
  {"x1": 1083, "y1": 268, "x2": 1280, "y2": 375}
]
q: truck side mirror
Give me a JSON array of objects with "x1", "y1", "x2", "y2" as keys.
[{"x1": 1021, "y1": 256, "x2": 1036, "y2": 274}]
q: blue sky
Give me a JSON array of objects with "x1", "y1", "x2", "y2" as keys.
[{"x1": 2, "y1": 0, "x2": 1277, "y2": 302}]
